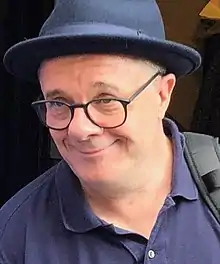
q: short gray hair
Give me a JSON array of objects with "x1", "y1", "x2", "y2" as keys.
[
  {"x1": 143, "y1": 59, "x2": 166, "y2": 75},
  {"x1": 121, "y1": 54, "x2": 166, "y2": 75}
]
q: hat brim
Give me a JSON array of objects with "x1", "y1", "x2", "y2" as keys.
[{"x1": 3, "y1": 23, "x2": 201, "y2": 81}]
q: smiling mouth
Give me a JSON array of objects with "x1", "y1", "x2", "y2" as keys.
[{"x1": 77, "y1": 141, "x2": 117, "y2": 155}]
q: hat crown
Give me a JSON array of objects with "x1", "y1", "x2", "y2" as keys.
[{"x1": 40, "y1": 0, "x2": 165, "y2": 40}]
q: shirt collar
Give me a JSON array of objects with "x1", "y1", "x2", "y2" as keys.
[
  {"x1": 55, "y1": 161, "x2": 105, "y2": 233},
  {"x1": 163, "y1": 118, "x2": 198, "y2": 201}
]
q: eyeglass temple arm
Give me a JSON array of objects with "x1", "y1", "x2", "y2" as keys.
[{"x1": 128, "y1": 71, "x2": 162, "y2": 102}]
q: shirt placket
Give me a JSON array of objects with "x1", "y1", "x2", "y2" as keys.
[{"x1": 143, "y1": 196, "x2": 175, "y2": 264}]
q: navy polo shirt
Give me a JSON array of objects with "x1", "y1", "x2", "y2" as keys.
[{"x1": 1, "y1": 119, "x2": 220, "y2": 264}]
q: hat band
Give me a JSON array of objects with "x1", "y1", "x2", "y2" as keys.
[{"x1": 40, "y1": 22, "x2": 161, "y2": 39}]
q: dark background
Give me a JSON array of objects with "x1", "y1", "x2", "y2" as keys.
[{"x1": 0, "y1": 0, "x2": 54, "y2": 206}]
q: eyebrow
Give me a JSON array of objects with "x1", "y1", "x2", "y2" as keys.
[
  {"x1": 44, "y1": 81, "x2": 121, "y2": 100},
  {"x1": 44, "y1": 89, "x2": 69, "y2": 100},
  {"x1": 92, "y1": 81, "x2": 120, "y2": 93}
]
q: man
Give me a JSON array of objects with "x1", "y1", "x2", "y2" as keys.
[{"x1": 1, "y1": 0, "x2": 220, "y2": 263}]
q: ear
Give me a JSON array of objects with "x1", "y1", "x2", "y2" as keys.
[{"x1": 157, "y1": 73, "x2": 176, "y2": 119}]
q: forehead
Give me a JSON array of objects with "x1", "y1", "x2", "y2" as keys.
[
  {"x1": 39, "y1": 54, "x2": 155, "y2": 79},
  {"x1": 38, "y1": 55, "x2": 156, "y2": 97}
]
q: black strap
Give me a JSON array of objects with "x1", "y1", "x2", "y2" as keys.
[{"x1": 183, "y1": 132, "x2": 220, "y2": 224}]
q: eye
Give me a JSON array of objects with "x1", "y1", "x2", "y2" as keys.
[
  {"x1": 94, "y1": 98, "x2": 113, "y2": 104},
  {"x1": 90, "y1": 99, "x2": 122, "y2": 114},
  {"x1": 47, "y1": 101, "x2": 64, "y2": 108}
]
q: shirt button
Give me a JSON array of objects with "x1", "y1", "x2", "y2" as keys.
[{"x1": 148, "y1": 249, "x2": 156, "y2": 259}]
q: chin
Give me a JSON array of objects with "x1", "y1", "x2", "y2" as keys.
[{"x1": 71, "y1": 163, "x2": 114, "y2": 183}]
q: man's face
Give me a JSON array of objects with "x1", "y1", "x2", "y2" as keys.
[{"x1": 39, "y1": 55, "x2": 175, "y2": 187}]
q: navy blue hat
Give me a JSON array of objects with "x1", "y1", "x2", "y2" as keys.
[{"x1": 3, "y1": 0, "x2": 201, "y2": 81}]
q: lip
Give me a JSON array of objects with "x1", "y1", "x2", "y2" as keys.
[
  {"x1": 79, "y1": 148, "x2": 105, "y2": 155},
  {"x1": 77, "y1": 141, "x2": 117, "y2": 156}
]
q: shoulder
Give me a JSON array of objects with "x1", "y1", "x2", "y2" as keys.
[
  {"x1": 0, "y1": 161, "x2": 64, "y2": 263},
  {"x1": 0, "y1": 162, "x2": 61, "y2": 242}
]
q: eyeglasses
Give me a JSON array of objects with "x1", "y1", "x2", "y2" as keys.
[{"x1": 31, "y1": 71, "x2": 163, "y2": 130}]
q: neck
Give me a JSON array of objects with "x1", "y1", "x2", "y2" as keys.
[{"x1": 81, "y1": 133, "x2": 173, "y2": 236}]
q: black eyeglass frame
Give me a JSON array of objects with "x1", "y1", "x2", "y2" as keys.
[{"x1": 31, "y1": 71, "x2": 164, "y2": 130}]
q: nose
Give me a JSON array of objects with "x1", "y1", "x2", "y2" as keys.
[{"x1": 67, "y1": 107, "x2": 103, "y2": 140}]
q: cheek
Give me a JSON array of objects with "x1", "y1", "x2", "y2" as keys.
[
  {"x1": 119, "y1": 99, "x2": 160, "y2": 143},
  {"x1": 129, "y1": 99, "x2": 159, "y2": 126},
  {"x1": 50, "y1": 130, "x2": 67, "y2": 147}
]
